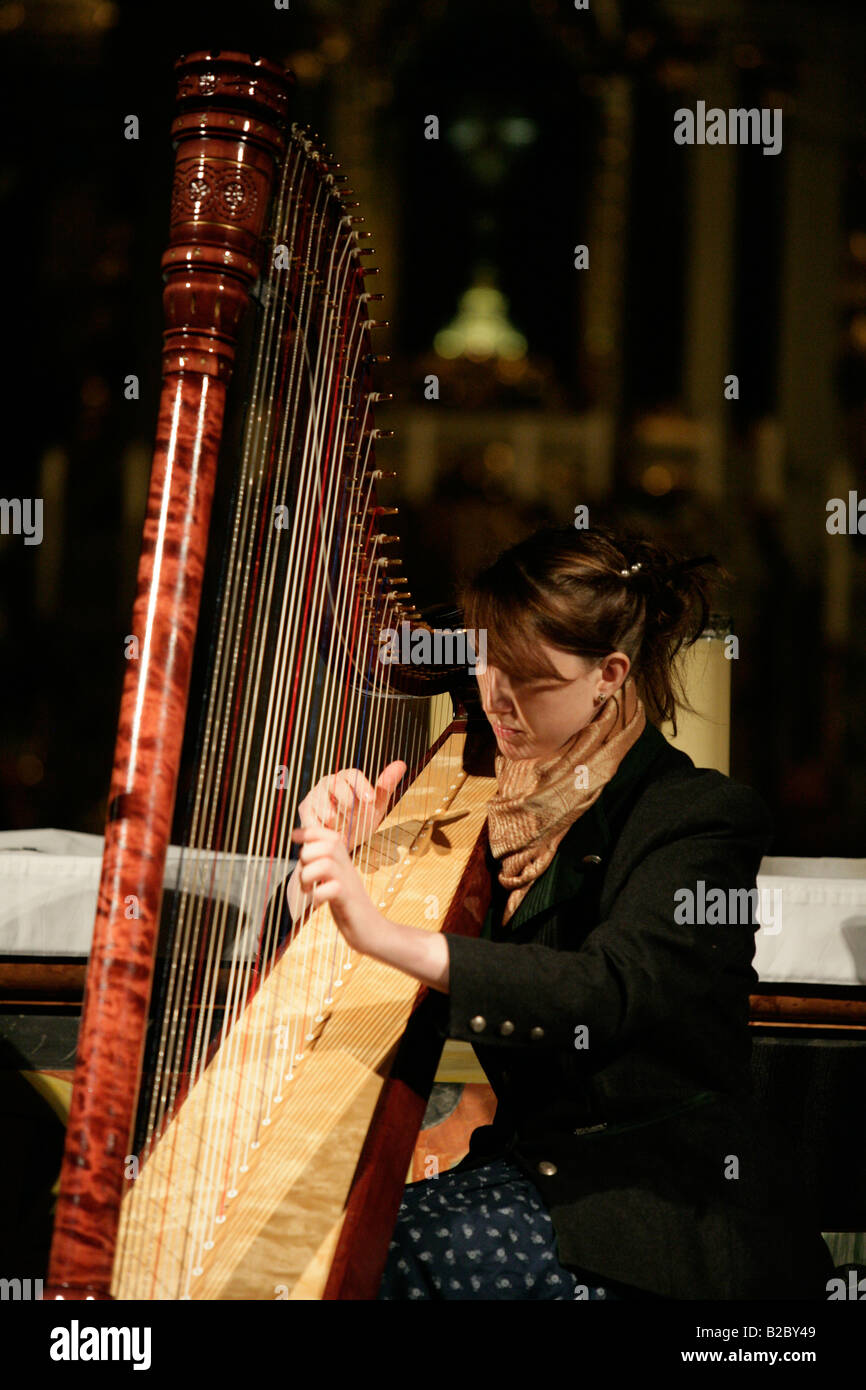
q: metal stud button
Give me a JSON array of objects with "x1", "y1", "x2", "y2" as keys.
[
  {"x1": 538, "y1": 1160, "x2": 558, "y2": 1177},
  {"x1": 499, "y1": 1020, "x2": 515, "y2": 1036},
  {"x1": 582, "y1": 854, "x2": 602, "y2": 865},
  {"x1": 469, "y1": 1015, "x2": 486, "y2": 1033},
  {"x1": 529, "y1": 1026, "x2": 545, "y2": 1041}
]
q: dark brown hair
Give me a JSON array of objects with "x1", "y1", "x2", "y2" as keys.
[{"x1": 460, "y1": 524, "x2": 728, "y2": 736}]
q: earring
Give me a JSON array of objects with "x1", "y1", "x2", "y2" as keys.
[{"x1": 593, "y1": 693, "x2": 607, "y2": 706}]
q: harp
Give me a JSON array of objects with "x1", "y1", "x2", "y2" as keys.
[{"x1": 45, "y1": 51, "x2": 493, "y2": 1302}]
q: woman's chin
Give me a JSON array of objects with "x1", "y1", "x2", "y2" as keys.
[{"x1": 496, "y1": 735, "x2": 534, "y2": 759}]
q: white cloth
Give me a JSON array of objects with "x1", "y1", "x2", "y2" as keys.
[
  {"x1": 753, "y1": 856, "x2": 866, "y2": 987},
  {"x1": 0, "y1": 830, "x2": 864, "y2": 986},
  {"x1": 0, "y1": 828, "x2": 292, "y2": 959}
]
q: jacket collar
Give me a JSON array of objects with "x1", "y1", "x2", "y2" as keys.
[{"x1": 500, "y1": 719, "x2": 675, "y2": 934}]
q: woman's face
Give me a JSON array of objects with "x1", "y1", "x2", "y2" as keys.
[{"x1": 476, "y1": 641, "x2": 631, "y2": 763}]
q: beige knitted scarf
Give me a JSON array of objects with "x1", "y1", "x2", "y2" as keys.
[{"x1": 487, "y1": 676, "x2": 646, "y2": 924}]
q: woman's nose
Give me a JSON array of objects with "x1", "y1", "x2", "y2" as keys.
[{"x1": 482, "y1": 668, "x2": 512, "y2": 711}]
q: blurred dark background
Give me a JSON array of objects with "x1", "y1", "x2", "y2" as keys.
[{"x1": 1, "y1": 0, "x2": 865, "y2": 853}]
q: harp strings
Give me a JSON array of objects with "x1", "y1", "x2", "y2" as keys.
[{"x1": 115, "y1": 126, "x2": 443, "y2": 1298}]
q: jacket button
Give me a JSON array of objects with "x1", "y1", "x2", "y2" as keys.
[
  {"x1": 538, "y1": 1160, "x2": 558, "y2": 1178},
  {"x1": 469, "y1": 1015, "x2": 486, "y2": 1033},
  {"x1": 529, "y1": 1026, "x2": 545, "y2": 1041},
  {"x1": 499, "y1": 1020, "x2": 515, "y2": 1036},
  {"x1": 582, "y1": 854, "x2": 602, "y2": 865}
]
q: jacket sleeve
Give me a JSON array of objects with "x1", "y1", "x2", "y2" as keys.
[{"x1": 441, "y1": 780, "x2": 773, "y2": 1054}]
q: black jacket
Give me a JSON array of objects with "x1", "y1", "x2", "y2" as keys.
[{"x1": 434, "y1": 719, "x2": 833, "y2": 1299}]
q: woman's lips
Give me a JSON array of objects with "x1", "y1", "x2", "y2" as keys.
[{"x1": 492, "y1": 722, "x2": 521, "y2": 737}]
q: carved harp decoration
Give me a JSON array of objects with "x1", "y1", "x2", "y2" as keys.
[{"x1": 46, "y1": 51, "x2": 493, "y2": 1302}]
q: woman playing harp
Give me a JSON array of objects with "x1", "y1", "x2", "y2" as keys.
[{"x1": 289, "y1": 522, "x2": 834, "y2": 1301}]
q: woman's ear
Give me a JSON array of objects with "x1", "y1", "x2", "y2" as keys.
[{"x1": 600, "y1": 651, "x2": 631, "y2": 693}]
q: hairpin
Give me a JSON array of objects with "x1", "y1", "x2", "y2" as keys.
[{"x1": 619, "y1": 562, "x2": 642, "y2": 577}]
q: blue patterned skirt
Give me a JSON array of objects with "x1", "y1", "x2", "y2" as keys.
[{"x1": 378, "y1": 1156, "x2": 621, "y2": 1301}]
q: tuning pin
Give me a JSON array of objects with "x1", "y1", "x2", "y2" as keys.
[
  {"x1": 367, "y1": 392, "x2": 394, "y2": 403},
  {"x1": 375, "y1": 505, "x2": 398, "y2": 515},
  {"x1": 371, "y1": 427, "x2": 395, "y2": 438},
  {"x1": 373, "y1": 534, "x2": 400, "y2": 545}
]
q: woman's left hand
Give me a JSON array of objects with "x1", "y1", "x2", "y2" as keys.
[{"x1": 290, "y1": 824, "x2": 387, "y2": 956}]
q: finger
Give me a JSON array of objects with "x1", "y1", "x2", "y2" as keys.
[
  {"x1": 298, "y1": 853, "x2": 354, "y2": 895},
  {"x1": 302, "y1": 785, "x2": 351, "y2": 831},
  {"x1": 309, "y1": 880, "x2": 340, "y2": 904},
  {"x1": 298, "y1": 797, "x2": 330, "y2": 829},
  {"x1": 296, "y1": 845, "x2": 347, "y2": 882},
  {"x1": 292, "y1": 826, "x2": 342, "y2": 851},
  {"x1": 345, "y1": 769, "x2": 377, "y2": 805},
  {"x1": 297, "y1": 854, "x2": 340, "y2": 888},
  {"x1": 325, "y1": 775, "x2": 357, "y2": 814},
  {"x1": 328, "y1": 777, "x2": 375, "y2": 833},
  {"x1": 374, "y1": 760, "x2": 407, "y2": 804}
]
